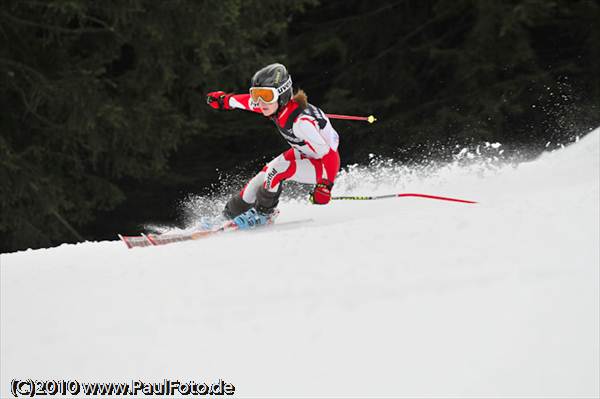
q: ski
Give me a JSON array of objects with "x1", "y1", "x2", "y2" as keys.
[
  {"x1": 118, "y1": 220, "x2": 238, "y2": 249},
  {"x1": 118, "y1": 233, "x2": 153, "y2": 249},
  {"x1": 118, "y1": 211, "x2": 300, "y2": 249}
]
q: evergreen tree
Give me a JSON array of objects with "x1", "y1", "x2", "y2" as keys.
[{"x1": 0, "y1": 0, "x2": 314, "y2": 252}]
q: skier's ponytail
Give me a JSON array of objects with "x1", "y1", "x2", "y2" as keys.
[{"x1": 293, "y1": 89, "x2": 308, "y2": 109}]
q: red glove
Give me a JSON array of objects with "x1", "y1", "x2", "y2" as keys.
[
  {"x1": 206, "y1": 91, "x2": 231, "y2": 110},
  {"x1": 310, "y1": 179, "x2": 333, "y2": 205}
]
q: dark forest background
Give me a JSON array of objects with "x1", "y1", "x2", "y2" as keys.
[{"x1": 1, "y1": 0, "x2": 599, "y2": 253}]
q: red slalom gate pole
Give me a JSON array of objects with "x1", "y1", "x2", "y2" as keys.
[
  {"x1": 332, "y1": 193, "x2": 477, "y2": 204},
  {"x1": 397, "y1": 193, "x2": 477, "y2": 204},
  {"x1": 325, "y1": 114, "x2": 377, "y2": 124}
]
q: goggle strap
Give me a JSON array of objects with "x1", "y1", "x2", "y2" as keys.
[{"x1": 276, "y1": 76, "x2": 292, "y2": 95}]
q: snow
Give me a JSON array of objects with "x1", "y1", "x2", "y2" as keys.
[{"x1": 2, "y1": 129, "x2": 599, "y2": 398}]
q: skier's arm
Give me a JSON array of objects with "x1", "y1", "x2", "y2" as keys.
[
  {"x1": 227, "y1": 94, "x2": 262, "y2": 113},
  {"x1": 206, "y1": 91, "x2": 262, "y2": 114}
]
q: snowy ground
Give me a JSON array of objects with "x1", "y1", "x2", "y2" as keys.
[{"x1": 1, "y1": 129, "x2": 599, "y2": 398}]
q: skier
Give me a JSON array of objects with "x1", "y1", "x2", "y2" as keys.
[{"x1": 206, "y1": 63, "x2": 340, "y2": 229}]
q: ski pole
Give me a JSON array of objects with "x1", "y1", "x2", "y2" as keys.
[
  {"x1": 325, "y1": 114, "x2": 377, "y2": 124},
  {"x1": 332, "y1": 193, "x2": 477, "y2": 204}
]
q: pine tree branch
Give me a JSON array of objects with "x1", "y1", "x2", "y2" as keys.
[{"x1": 0, "y1": 10, "x2": 113, "y2": 35}]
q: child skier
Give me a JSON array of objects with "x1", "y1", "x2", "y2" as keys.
[{"x1": 206, "y1": 63, "x2": 340, "y2": 229}]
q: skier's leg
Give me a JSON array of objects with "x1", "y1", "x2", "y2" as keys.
[
  {"x1": 223, "y1": 195, "x2": 253, "y2": 219},
  {"x1": 254, "y1": 150, "x2": 322, "y2": 214},
  {"x1": 231, "y1": 151, "x2": 291, "y2": 229},
  {"x1": 255, "y1": 184, "x2": 282, "y2": 214},
  {"x1": 255, "y1": 149, "x2": 296, "y2": 214},
  {"x1": 230, "y1": 149, "x2": 339, "y2": 226},
  {"x1": 223, "y1": 147, "x2": 293, "y2": 219},
  {"x1": 279, "y1": 153, "x2": 338, "y2": 184},
  {"x1": 240, "y1": 168, "x2": 268, "y2": 204},
  {"x1": 284, "y1": 159, "x2": 320, "y2": 184},
  {"x1": 223, "y1": 167, "x2": 267, "y2": 219},
  {"x1": 262, "y1": 149, "x2": 296, "y2": 193},
  {"x1": 264, "y1": 148, "x2": 340, "y2": 188}
]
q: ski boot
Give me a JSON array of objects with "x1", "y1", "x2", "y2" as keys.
[
  {"x1": 233, "y1": 208, "x2": 274, "y2": 229},
  {"x1": 233, "y1": 186, "x2": 281, "y2": 230}
]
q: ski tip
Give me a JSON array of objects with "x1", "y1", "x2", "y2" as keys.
[{"x1": 118, "y1": 234, "x2": 133, "y2": 249}]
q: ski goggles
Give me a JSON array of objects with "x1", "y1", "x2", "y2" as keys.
[{"x1": 249, "y1": 76, "x2": 292, "y2": 104}]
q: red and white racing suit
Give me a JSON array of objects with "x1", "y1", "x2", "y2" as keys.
[{"x1": 226, "y1": 94, "x2": 340, "y2": 204}]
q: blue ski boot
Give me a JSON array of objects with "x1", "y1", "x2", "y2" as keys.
[
  {"x1": 233, "y1": 208, "x2": 272, "y2": 230},
  {"x1": 231, "y1": 186, "x2": 282, "y2": 229}
]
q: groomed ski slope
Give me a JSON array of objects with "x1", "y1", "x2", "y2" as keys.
[{"x1": 2, "y1": 129, "x2": 599, "y2": 398}]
